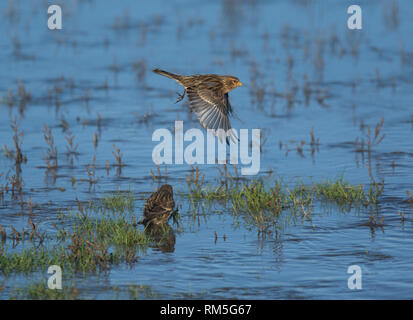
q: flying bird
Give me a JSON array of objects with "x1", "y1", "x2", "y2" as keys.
[
  {"x1": 140, "y1": 184, "x2": 175, "y2": 227},
  {"x1": 153, "y1": 68, "x2": 242, "y2": 144}
]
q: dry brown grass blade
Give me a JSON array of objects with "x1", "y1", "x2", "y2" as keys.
[{"x1": 0, "y1": 224, "x2": 6, "y2": 242}]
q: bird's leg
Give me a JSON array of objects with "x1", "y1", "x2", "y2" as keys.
[{"x1": 175, "y1": 90, "x2": 186, "y2": 103}]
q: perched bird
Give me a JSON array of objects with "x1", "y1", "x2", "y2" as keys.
[
  {"x1": 153, "y1": 68, "x2": 242, "y2": 144},
  {"x1": 140, "y1": 184, "x2": 175, "y2": 227}
]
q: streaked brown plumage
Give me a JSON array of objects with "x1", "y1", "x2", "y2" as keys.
[
  {"x1": 153, "y1": 68, "x2": 242, "y2": 144},
  {"x1": 140, "y1": 184, "x2": 175, "y2": 227}
]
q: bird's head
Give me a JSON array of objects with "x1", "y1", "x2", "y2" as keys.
[
  {"x1": 159, "y1": 184, "x2": 173, "y2": 194},
  {"x1": 223, "y1": 76, "x2": 243, "y2": 92}
]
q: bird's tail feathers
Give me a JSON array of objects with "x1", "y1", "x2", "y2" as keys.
[{"x1": 153, "y1": 68, "x2": 182, "y2": 82}]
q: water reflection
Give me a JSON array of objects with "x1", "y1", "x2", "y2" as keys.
[{"x1": 145, "y1": 224, "x2": 176, "y2": 253}]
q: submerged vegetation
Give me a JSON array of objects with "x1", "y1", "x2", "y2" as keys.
[
  {"x1": 0, "y1": 168, "x2": 385, "y2": 280},
  {"x1": 184, "y1": 165, "x2": 384, "y2": 235},
  {"x1": 10, "y1": 281, "x2": 80, "y2": 300},
  {"x1": 0, "y1": 192, "x2": 152, "y2": 276}
]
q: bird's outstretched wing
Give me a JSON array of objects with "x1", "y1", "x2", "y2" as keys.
[{"x1": 186, "y1": 87, "x2": 238, "y2": 144}]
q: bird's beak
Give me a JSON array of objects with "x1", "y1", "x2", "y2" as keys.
[{"x1": 237, "y1": 82, "x2": 243, "y2": 87}]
